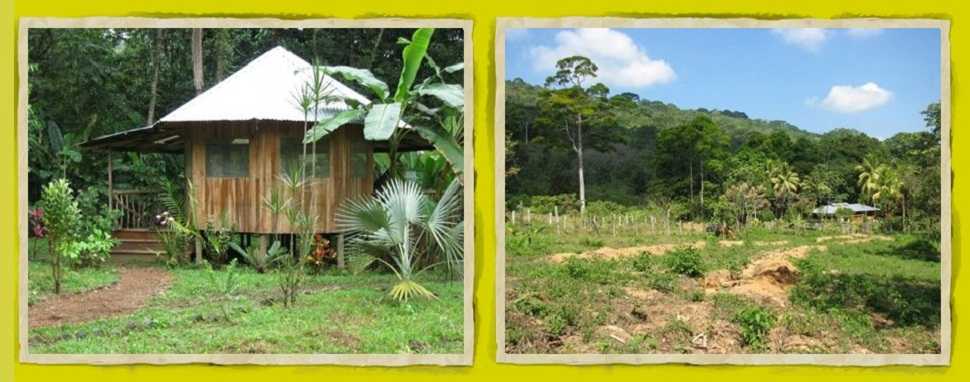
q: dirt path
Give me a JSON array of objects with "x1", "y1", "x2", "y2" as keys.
[
  {"x1": 29, "y1": 267, "x2": 173, "y2": 328},
  {"x1": 700, "y1": 234, "x2": 898, "y2": 306},
  {"x1": 547, "y1": 240, "x2": 708, "y2": 263}
]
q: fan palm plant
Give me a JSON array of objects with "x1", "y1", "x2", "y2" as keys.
[{"x1": 336, "y1": 178, "x2": 463, "y2": 302}]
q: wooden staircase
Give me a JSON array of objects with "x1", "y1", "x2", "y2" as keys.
[{"x1": 111, "y1": 229, "x2": 166, "y2": 263}]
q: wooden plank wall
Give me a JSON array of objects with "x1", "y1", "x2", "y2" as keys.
[{"x1": 184, "y1": 121, "x2": 373, "y2": 234}]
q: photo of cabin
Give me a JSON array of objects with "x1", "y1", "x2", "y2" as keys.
[{"x1": 24, "y1": 25, "x2": 468, "y2": 357}]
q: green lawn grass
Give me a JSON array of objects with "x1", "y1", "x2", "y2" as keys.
[
  {"x1": 29, "y1": 266, "x2": 464, "y2": 354},
  {"x1": 27, "y1": 261, "x2": 118, "y2": 306}
]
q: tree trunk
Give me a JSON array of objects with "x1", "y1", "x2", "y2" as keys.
[
  {"x1": 688, "y1": 158, "x2": 694, "y2": 209},
  {"x1": 191, "y1": 28, "x2": 204, "y2": 95},
  {"x1": 50, "y1": 237, "x2": 60, "y2": 294},
  {"x1": 214, "y1": 29, "x2": 230, "y2": 82},
  {"x1": 699, "y1": 157, "x2": 705, "y2": 218},
  {"x1": 576, "y1": 114, "x2": 586, "y2": 213},
  {"x1": 366, "y1": 28, "x2": 385, "y2": 68},
  {"x1": 146, "y1": 29, "x2": 163, "y2": 125},
  {"x1": 901, "y1": 196, "x2": 907, "y2": 232}
]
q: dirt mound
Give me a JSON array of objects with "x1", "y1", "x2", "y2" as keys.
[
  {"x1": 753, "y1": 240, "x2": 788, "y2": 246},
  {"x1": 703, "y1": 269, "x2": 736, "y2": 290},
  {"x1": 29, "y1": 267, "x2": 172, "y2": 328},
  {"x1": 719, "y1": 240, "x2": 744, "y2": 247},
  {"x1": 624, "y1": 287, "x2": 663, "y2": 301},
  {"x1": 548, "y1": 241, "x2": 707, "y2": 263},
  {"x1": 723, "y1": 245, "x2": 826, "y2": 307}
]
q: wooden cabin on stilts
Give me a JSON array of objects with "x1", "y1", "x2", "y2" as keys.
[{"x1": 84, "y1": 46, "x2": 430, "y2": 263}]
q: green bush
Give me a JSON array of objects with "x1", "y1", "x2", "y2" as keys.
[
  {"x1": 646, "y1": 272, "x2": 677, "y2": 292},
  {"x1": 579, "y1": 237, "x2": 604, "y2": 248},
  {"x1": 38, "y1": 178, "x2": 82, "y2": 294},
  {"x1": 584, "y1": 200, "x2": 630, "y2": 216},
  {"x1": 63, "y1": 228, "x2": 117, "y2": 267},
  {"x1": 790, "y1": 256, "x2": 940, "y2": 326},
  {"x1": 506, "y1": 225, "x2": 551, "y2": 257},
  {"x1": 665, "y1": 247, "x2": 705, "y2": 277},
  {"x1": 734, "y1": 307, "x2": 776, "y2": 349},
  {"x1": 631, "y1": 252, "x2": 655, "y2": 272},
  {"x1": 561, "y1": 258, "x2": 615, "y2": 283}
]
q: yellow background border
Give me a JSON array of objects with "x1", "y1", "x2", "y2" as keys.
[{"x1": 0, "y1": 0, "x2": 963, "y2": 380}]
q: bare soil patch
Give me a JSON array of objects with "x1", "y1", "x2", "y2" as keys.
[
  {"x1": 29, "y1": 266, "x2": 172, "y2": 328},
  {"x1": 547, "y1": 240, "x2": 707, "y2": 263},
  {"x1": 722, "y1": 245, "x2": 826, "y2": 307}
]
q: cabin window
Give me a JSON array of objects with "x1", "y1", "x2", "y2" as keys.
[
  {"x1": 351, "y1": 141, "x2": 369, "y2": 178},
  {"x1": 205, "y1": 139, "x2": 250, "y2": 178},
  {"x1": 280, "y1": 137, "x2": 330, "y2": 178}
]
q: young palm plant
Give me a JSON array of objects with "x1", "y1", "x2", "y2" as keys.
[{"x1": 337, "y1": 178, "x2": 463, "y2": 302}]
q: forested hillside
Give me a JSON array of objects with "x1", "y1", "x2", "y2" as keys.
[
  {"x1": 505, "y1": 78, "x2": 941, "y2": 230},
  {"x1": 27, "y1": 28, "x2": 464, "y2": 202}
]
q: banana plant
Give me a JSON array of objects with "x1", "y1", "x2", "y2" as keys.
[{"x1": 303, "y1": 28, "x2": 464, "y2": 180}]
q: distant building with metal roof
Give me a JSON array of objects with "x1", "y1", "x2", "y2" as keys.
[{"x1": 812, "y1": 202, "x2": 880, "y2": 215}]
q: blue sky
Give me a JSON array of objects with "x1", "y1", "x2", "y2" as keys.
[{"x1": 505, "y1": 28, "x2": 941, "y2": 139}]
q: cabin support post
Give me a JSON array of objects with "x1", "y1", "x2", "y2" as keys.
[
  {"x1": 336, "y1": 233, "x2": 345, "y2": 269},
  {"x1": 194, "y1": 235, "x2": 203, "y2": 264},
  {"x1": 107, "y1": 152, "x2": 113, "y2": 211},
  {"x1": 258, "y1": 234, "x2": 268, "y2": 258}
]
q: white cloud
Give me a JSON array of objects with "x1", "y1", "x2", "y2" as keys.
[
  {"x1": 846, "y1": 28, "x2": 884, "y2": 39},
  {"x1": 772, "y1": 28, "x2": 830, "y2": 52},
  {"x1": 530, "y1": 28, "x2": 676, "y2": 88},
  {"x1": 816, "y1": 82, "x2": 893, "y2": 113}
]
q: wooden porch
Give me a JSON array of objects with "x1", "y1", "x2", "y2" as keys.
[{"x1": 109, "y1": 189, "x2": 178, "y2": 263}]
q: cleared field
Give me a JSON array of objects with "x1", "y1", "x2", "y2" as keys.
[{"x1": 505, "y1": 223, "x2": 941, "y2": 354}]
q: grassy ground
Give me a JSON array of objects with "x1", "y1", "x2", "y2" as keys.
[
  {"x1": 27, "y1": 261, "x2": 118, "y2": 306},
  {"x1": 505, "y1": 222, "x2": 941, "y2": 354},
  {"x1": 29, "y1": 265, "x2": 464, "y2": 354}
]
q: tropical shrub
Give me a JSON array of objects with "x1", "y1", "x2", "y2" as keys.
[
  {"x1": 204, "y1": 259, "x2": 242, "y2": 321},
  {"x1": 229, "y1": 241, "x2": 266, "y2": 273},
  {"x1": 734, "y1": 307, "x2": 776, "y2": 349},
  {"x1": 204, "y1": 217, "x2": 236, "y2": 265},
  {"x1": 304, "y1": 234, "x2": 335, "y2": 274},
  {"x1": 270, "y1": 241, "x2": 304, "y2": 307},
  {"x1": 665, "y1": 247, "x2": 705, "y2": 277},
  {"x1": 63, "y1": 228, "x2": 117, "y2": 267},
  {"x1": 306, "y1": 28, "x2": 464, "y2": 181},
  {"x1": 38, "y1": 178, "x2": 82, "y2": 294},
  {"x1": 337, "y1": 178, "x2": 463, "y2": 302}
]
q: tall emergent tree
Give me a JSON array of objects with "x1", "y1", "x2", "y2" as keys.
[{"x1": 539, "y1": 55, "x2": 612, "y2": 213}]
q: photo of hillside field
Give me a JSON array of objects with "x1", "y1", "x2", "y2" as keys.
[{"x1": 503, "y1": 28, "x2": 943, "y2": 355}]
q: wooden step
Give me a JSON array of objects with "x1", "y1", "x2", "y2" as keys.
[
  {"x1": 113, "y1": 241, "x2": 165, "y2": 252},
  {"x1": 112, "y1": 229, "x2": 163, "y2": 241}
]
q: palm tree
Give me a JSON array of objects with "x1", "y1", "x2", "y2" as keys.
[
  {"x1": 769, "y1": 161, "x2": 800, "y2": 217},
  {"x1": 881, "y1": 169, "x2": 905, "y2": 231},
  {"x1": 856, "y1": 156, "x2": 886, "y2": 206},
  {"x1": 337, "y1": 178, "x2": 463, "y2": 302}
]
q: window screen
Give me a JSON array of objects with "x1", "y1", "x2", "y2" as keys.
[
  {"x1": 206, "y1": 140, "x2": 249, "y2": 178},
  {"x1": 280, "y1": 137, "x2": 330, "y2": 178},
  {"x1": 351, "y1": 141, "x2": 369, "y2": 178}
]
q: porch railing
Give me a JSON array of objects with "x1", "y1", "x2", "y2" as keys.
[{"x1": 111, "y1": 189, "x2": 165, "y2": 230}]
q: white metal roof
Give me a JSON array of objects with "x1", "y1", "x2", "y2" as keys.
[
  {"x1": 159, "y1": 46, "x2": 371, "y2": 123},
  {"x1": 812, "y1": 202, "x2": 880, "y2": 215}
]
